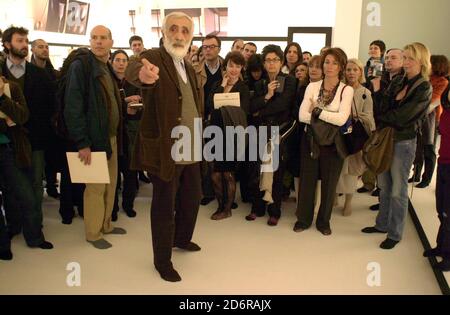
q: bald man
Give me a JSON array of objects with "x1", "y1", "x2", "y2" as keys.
[
  {"x1": 64, "y1": 25, "x2": 125, "y2": 249},
  {"x1": 30, "y1": 39, "x2": 49, "y2": 68}
]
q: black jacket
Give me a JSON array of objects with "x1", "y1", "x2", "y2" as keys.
[
  {"x1": 249, "y1": 73, "x2": 296, "y2": 127},
  {"x1": 377, "y1": 74, "x2": 432, "y2": 142},
  {"x1": 367, "y1": 69, "x2": 405, "y2": 124},
  {"x1": 1, "y1": 61, "x2": 55, "y2": 151}
]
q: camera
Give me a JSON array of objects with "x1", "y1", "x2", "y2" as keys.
[{"x1": 370, "y1": 59, "x2": 383, "y2": 77}]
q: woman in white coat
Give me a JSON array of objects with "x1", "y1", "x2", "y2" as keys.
[{"x1": 336, "y1": 59, "x2": 376, "y2": 216}]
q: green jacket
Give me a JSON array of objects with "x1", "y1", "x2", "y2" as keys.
[{"x1": 64, "y1": 51, "x2": 122, "y2": 158}]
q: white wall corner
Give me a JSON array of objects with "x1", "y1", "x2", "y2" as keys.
[{"x1": 333, "y1": 0, "x2": 363, "y2": 59}]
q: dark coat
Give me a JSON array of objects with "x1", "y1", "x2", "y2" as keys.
[
  {"x1": 0, "y1": 79, "x2": 32, "y2": 167},
  {"x1": 1, "y1": 61, "x2": 55, "y2": 151},
  {"x1": 115, "y1": 77, "x2": 142, "y2": 159},
  {"x1": 125, "y1": 46, "x2": 201, "y2": 182},
  {"x1": 64, "y1": 51, "x2": 123, "y2": 158},
  {"x1": 249, "y1": 73, "x2": 296, "y2": 127}
]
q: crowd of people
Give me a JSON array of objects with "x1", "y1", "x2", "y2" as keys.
[{"x1": 0, "y1": 11, "x2": 449, "y2": 282}]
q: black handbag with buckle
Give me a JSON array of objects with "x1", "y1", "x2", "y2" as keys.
[{"x1": 342, "y1": 98, "x2": 370, "y2": 155}]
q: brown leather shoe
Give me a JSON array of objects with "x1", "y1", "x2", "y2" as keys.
[
  {"x1": 317, "y1": 227, "x2": 332, "y2": 236},
  {"x1": 267, "y1": 217, "x2": 279, "y2": 226},
  {"x1": 174, "y1": 242, "x2": 201, "y2": 251},
  {"x1": 211, "y1": 211, "x2": 232, "y2": 220}
]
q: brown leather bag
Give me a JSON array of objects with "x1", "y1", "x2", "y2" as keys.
[{"x1": 362, "y1": 127, "x2": 394, "y2": 175}]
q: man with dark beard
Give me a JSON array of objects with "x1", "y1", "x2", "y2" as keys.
[
  {"x1": 126, "y1": 12, "x2": 202, "y2": 282},
  {"x1": 1, "y1": 26, "x2": 54, "y2": 250}
]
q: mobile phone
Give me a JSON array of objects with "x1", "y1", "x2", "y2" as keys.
[
  {"x1": 276, "y1": 75, "x2": 286, "y2": 93},
  {"x1": 129, "y1": 103, "x2": 144, "y2": 108}
]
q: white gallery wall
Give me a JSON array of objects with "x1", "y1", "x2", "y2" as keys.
[{"x1": 359, "y1": 0, "x2": 450, "y2": 60}]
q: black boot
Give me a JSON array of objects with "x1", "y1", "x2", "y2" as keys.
[
  {"x1": 423, "y1": 247, "x2": 442, "y2": 258},
  {"x1": 138, "y1": 171, "x2": 151, "y2": 183},
  {"x1": 124, "y1": 208, "x2": 137, "y2": 218},
  {"x1": 435, "y1": 259, "x2": 450, "y2": 272},
  {"x1": 0, "y1": 249, "x2": 13, "y2": 260}
]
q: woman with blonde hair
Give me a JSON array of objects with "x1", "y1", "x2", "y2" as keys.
[
  {"x1": 336, "y1": 59, "x2": 375, "y2": 216},
  {"x1": 412, "y1": 55, "x2": 449, "y2": 188},
  {"x1": 362, "y1": 42, "x2": 432, "y2": 249}
]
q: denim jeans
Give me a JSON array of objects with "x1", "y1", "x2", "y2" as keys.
[{"x1": 376, "y1": 138, "x2": 417, "y2": 242}]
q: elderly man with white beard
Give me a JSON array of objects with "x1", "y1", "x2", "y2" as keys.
[{"x1": 126, "y1": 12, "x2": 203, "y2": 282}]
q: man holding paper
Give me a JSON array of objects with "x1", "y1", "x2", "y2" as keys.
[
  {"x1": 64, "y1": 25, "x2": 125, "y2": 250},
  {"x1": 126, "y1": 12, "x2": 202, "y2": 282}
]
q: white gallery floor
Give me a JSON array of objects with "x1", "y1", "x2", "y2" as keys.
[{"x1": 0, "y1": 176, "x2": 445, "y2": 295}]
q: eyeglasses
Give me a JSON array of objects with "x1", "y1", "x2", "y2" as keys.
[
  {"x1": 202, "y1": 45, "x2": 219, "y2": 50},
  {"x1": 265, "y1": 58, "x2": 281, "y2": 64}
]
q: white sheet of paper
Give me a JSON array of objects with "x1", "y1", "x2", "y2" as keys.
[
  {"x1": 213, "y1": 92, "x2": 240, "y2": 109},
  {"x1": 66, "y1": 152, "x2": 110, "y2": 184}
]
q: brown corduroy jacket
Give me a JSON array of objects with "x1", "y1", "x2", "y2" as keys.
[
  {"x1": 0, "y1": 78, "x2": 32, "y2": 168},
  {"x1": 125, "y1": 46, "x2": 202, "y2": 181}
]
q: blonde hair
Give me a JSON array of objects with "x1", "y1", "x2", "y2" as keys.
[
  {"x1": 162, "y1": 12, "x2": 194, "y2": 38},
  {"x1": 345, "y1": 58, "x2": 366, "y2": 85},
  {"x1": 403, "y1": 42, "x2": 431, "y2": 81}
]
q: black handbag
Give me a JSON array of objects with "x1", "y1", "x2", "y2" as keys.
[{"x1": 343, "y1": 99, "x2": 370, "y2": 155}]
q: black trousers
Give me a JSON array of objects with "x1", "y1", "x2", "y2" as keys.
[
  {"x1": 248, "y1": 157, "x2": 286, "y2": 219},
  {"x1": 150, "y1": 163, "x2": 201, "y2": 269},
  {"x1": 436, "y1": 163, "x2": 450, "y2": 258},
  {"x1": 236, "y1": 143, "x2": 253, "y2": 203},
  {"x1": 0, "y1": 200, "x2": 8, "y2": 252},
  {"x1": 59, "y1": 155, "x2": 85, "y2": 220},
  {"x1": 44, "y1": 135, "x2": 64, "y2": 191},
  {"x1": 0, "y1": 145, "x2": 44, "y2": 247},
  {"x1": 414, "y1": 144, "x2": 437, "y2": 184},
  {"x1": 201, "y1": 162, "x2": 215, "y2": 199},
  {"x1": 295, "y1": 135, "x2": 344, "y2": 229},
  {"x1": 113, "y1": 155, "x2": 138, "y2": 213}
]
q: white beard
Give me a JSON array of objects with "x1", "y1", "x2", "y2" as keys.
[{"x1": 164, "y1": 39, "x2": 189, "y2": 62}]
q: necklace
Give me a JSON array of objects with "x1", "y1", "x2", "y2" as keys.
[{"x1": 318, "y1": 81, "x2": 340, "y2": 107}]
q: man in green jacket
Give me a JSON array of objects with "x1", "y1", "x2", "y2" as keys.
[{"x1": 64, "y1": 25, "x2": 125, "y2": 250}]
